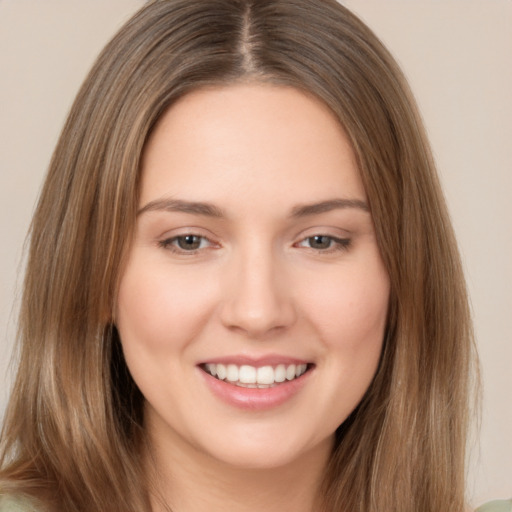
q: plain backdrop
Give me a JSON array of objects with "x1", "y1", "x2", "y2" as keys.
[{"x1": 0, "y1": 0, "x2": 510, "y2": 506}]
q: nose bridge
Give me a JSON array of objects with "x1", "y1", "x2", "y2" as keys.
[{"x1": 220, "y1": 237, "x2": 295, "y2": 336}]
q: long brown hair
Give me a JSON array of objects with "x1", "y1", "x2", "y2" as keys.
[{"x1": 0, "y1": 1, "x2": 476, "y2": 511}]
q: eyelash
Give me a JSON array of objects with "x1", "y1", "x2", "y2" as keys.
[
  {"x1": 158, "y1": 234, "x2": 214, "y2": 254},
  {"x1": 295, "y1": 235, "x2": 351, "y2": 253},
  {"x1": 158, "y1": 234, "x2": 351, "y2": 255}
]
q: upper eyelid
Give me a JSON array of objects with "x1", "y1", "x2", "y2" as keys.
[
  {"x1": 295, "y1": 234, "x2": 350, "y2": 247},
  {"x1": 157, "y1": 226, "x2": 217, "y2": 241},
  {"x1": 162, "y1": 233, "x2": 215, "y2": 245},
  {"x1": 292, "y1": 226, "x2": 353, "y2": 244}
]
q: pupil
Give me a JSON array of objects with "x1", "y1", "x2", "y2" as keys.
[
  {"x1": 178, "y1": 235, "x2": 201, "y2": 250},
  {"x1": 310, "y1": 235, "x2": 331, "y2": 249}
]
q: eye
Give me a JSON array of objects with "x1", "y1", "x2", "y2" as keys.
[
  {"x1": 159, "y1": 234, "x2": 213, "y2": 253},
  {"x1": 296, "y1": 235, "x2": 351, "y2": 252}
]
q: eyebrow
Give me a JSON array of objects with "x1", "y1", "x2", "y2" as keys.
[
  {"x1": 137, "y1": 198, "x2": 225, "y2": 218},
  {"x1": 137, "y1": 197, "x2": 369, "y2": 218},
  {"x1": 290, "y1": 198, "x2": 369, "y2": 217}
]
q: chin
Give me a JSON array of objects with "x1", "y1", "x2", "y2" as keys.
[{"x1": 195, "y1": 427, "x2": 335, "y2": 472}]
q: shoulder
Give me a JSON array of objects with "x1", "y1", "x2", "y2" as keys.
[
  {"x1": 476, "y1": 500, "x2": 512, "y2": 512},
  {"x1": 0, "y1": 495, "x2": 39, "y2": 512}
]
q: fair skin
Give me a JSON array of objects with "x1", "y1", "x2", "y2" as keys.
[{"x1": 115, "y1": 84, "x2": 390, "y2": 512}]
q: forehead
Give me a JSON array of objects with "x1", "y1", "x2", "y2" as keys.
[{"x1": 139, "y1": 83, "x2": 366, "y2": 211}]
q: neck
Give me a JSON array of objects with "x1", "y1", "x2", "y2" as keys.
[{"x1": 145, "y1": 426, "x2": 332, "y2": 512}]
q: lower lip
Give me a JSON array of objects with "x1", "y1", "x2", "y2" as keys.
[{"x1": 199, "y1": 368, "x2": 311, "y2": 411}]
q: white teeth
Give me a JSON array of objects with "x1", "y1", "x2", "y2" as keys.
[
  {"x1": 295, "y1": 364, "x2": 308, "y2": 377},
  {"x1": 205, "y1": 363, "x2": 216, "y2": 377},
  {"x1": 275, "y1": 364, "x2": 286, "y2": 383},
  {"x1": 226, "y1": 364, "x2": 239, "y2": 382},
  {"x1": 216, "y1": 364, "x2": 227, "y2": 380},
  {"x1": 256, "y1": 366, "x2": 274, "y2": 385},
  {"x1": 204, "y1": 362, "x2": 309, "y2": 386},
  {"x1": 286, "y1": 364, "x2": 296, "y2": 380},
  {"x1": 239, "y1": 365, "x2": 257, "y2": 384}
]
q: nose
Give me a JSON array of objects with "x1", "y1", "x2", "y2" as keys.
[{"x1": 219, "y1": 244, "x2": 297, "y2": 338}]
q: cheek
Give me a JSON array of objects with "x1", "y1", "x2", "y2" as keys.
[
  {"x1": 300, "y1": 262, "x2": 389, "y2": 426},
  {"x1": 303, "y1": 263, "x2": 389, "y2": 353},
  {"x1": 115, "y1": 259, "x2": 216, "y2": 356}
]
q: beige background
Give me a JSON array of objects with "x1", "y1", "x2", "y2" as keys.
[{"x1": 0, "y1": 0, "x2": 510, "y2": 506}]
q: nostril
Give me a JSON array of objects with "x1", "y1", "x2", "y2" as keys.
[{"x1": 219, "y1": 300, "x2": 297, "y2": 338}]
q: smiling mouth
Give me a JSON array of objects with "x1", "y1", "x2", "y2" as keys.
[{"x1": 200, "y1": 363, "x2": 311, "y2": 388}]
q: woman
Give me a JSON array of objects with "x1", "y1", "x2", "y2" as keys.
[{"x1": 0, "y1": 1, "x2": 508, "y2": 511}]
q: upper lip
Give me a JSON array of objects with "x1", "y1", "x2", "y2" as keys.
[{"x1": 197, "y1": 354, "x2": 312, "y2": 367}]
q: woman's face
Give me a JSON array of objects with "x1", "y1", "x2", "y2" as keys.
[{"x1": 116, "y1": 84, "x2": 389, "y2": 470}]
